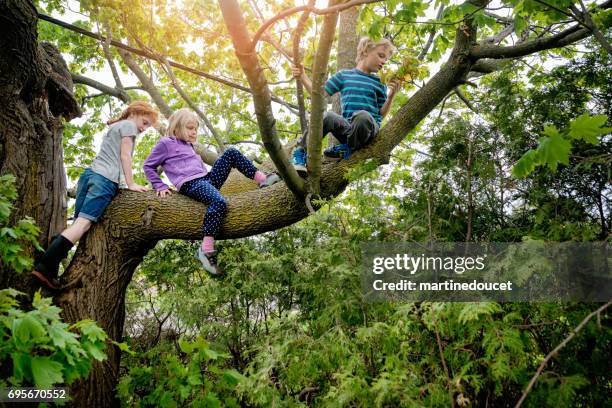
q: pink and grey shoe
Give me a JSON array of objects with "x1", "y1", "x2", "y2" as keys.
[
  {"x1": 258, "y1": 173, "x2": 281, "y2": 188},
  {"x1": 196, "y1": 248, "x2": 224, "y2": 278}
]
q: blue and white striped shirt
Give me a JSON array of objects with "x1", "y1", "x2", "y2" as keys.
[{"x1": 325, "y1": 68, "x2": 387, "y2": 125}]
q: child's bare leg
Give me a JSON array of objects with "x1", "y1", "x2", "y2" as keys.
[{"x1": 62, "y1": 217, "x2": 92, "y2": 243}]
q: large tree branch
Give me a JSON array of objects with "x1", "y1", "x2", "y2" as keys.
[
  {"x1": 471, "y1": 0, "x2": 612, "y2": 59},
  {"x1": 307, "y1": 0, "x2": 340, "y2": 196},
  {"x1": 219, "y1": 0, "x2": 306, "y2": 198}
]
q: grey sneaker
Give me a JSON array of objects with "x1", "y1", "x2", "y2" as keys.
[
  {"x1": 259, "y1": 173, "x2": 281, "y2": 188},
  {"x1": 196, "y1": 248, "x2": 223, "y2": 278}
]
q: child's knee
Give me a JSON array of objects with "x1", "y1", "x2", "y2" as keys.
[
  {"x1": 352, "y1": 110, "x2": 374, "y2": 125},
  {"x1": 210, "y1": 197, "x2": 228, "y2": 214},
  {"x1": 225, "y1": 147, "x2": 240, "y2": 157}
]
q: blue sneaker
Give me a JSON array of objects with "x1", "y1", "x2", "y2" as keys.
[
  {"x1": 292, "y1": 147, "x2": 307, "y2": 174},
  {"x1": 323, "y1": 143, "x2": 352, "y2": 159}
]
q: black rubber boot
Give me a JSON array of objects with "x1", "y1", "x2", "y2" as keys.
[{"x1": 32, "y1": 235, "x2": 74, "y2": 290}]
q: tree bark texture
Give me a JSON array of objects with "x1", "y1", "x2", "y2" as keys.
[
  {"x1": 332, "y1": 6, "x2": 360, "y2": 116},
  {"x1": 0, "y1": 0, "x2": 80, "y2": 293}
]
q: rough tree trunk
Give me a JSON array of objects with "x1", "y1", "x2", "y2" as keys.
[
  {"x1": 331, "y1": 6, "x2": 360, "y2": 116},
  {"x1": 0, "y1": 0, "x2": 80, "y2": 294}
]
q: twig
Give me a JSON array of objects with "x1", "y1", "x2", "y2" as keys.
[{"x1": 514, "y1": 301, "x2": 612, "y2": 408}]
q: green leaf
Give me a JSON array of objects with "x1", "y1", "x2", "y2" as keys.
[
  {"x1": 74, "y1": 319, "x2": 107, "y2": 342},
  {"x1": 568, "y1": 113, "x2": 611, "y2": 144},
  {"x1": 537, "y1": 131, "x2": 572, "y2": 171},
  {"x1": 48, "y1": 322, "x2": 78, "y2": 348},
  {"x1": 112, "y1": 340, "x2": 135, "y2": 356},
  {"x1": 11, "y1": 353, "x2": 31, "y2": 383},
  {"x1": 12, "y1": 315, "x2": 46, "y2": 346},
  {"x1": 31, "y1": 356, "x2": 64, "y2": 388},
  {"x1": 222, "y1": 369, "x2": 246, "y2": 386},
  {"x1": 159, "y1": 391, "x2": 177, "y2": 408},
  {"x1": 83, "y1": 341, "x2": 107, "y2": 361},
  {"x1": 202, "y1": 347, "x2": 220, "y2": 361},
  {"x1": 512, "y1": 149, "x2": 538, "y2": 178}
]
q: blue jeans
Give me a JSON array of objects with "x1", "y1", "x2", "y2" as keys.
[
  {"x1": 74, "y1": 168, "x2": 119, "y2": 222},
  {"x1": 180, "y1": 147, "x2": 258, "y2": 237}
]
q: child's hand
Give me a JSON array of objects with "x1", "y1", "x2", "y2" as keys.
[
  {"x1": 292, "y1": 65, "x2": 303, "y2": 79},
  {"x1": 128, "y1": 183, "x2": 149, "y2": 192},
  {"x1": 387, "y1": 79, "x2": 403, "y2": 95},
  {"x1": 157, "y1": 189, "x2": 172, "y2": 198}
]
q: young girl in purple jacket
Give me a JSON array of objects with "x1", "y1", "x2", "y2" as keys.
[{"x1": 144, "y1": 108, "x2": 279, "y2": 277}]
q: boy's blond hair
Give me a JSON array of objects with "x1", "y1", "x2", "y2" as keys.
[
  {"x1": 167, "y1": 108, "x2": 199, "y2": 141},
  {"x1": 355, "y1": 37, "x2": 395, "y2": 64}
]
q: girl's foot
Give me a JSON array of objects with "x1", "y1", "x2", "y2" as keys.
[
  {"x1": 259, "y1": 173, "x2": 281, "y2": 188},
  {"x1": 196, "y1": 248, "x2": 224, "y2": 278}
]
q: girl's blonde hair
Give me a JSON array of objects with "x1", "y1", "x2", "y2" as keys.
[
  {"x1": 355, "y1": 37, "x2": 395, "y2": 64},
  {"x1": 167, "y1": 108, "x2": 199, "y2": 141},
  {"x1": 107, "y1": 100, "x2": 159, "y2": 126}
]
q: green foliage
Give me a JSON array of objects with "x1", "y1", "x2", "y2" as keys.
[
  {"x1": 512, "y1": 114, "x2": 610, "y2": 177},
  {"x1": 0, "y1": 175, "x2": 42, "y2": 273},
  {"x1": 0, "y1": 290, "x2": 108, "y2": 390},
  {"x1": 117, "y1": 337, "x2": 243, "y2": 407}
]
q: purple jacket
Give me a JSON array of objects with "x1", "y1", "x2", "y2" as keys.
[{"x1": 143, "y1": 137, "x2": 208, "y2": 192}]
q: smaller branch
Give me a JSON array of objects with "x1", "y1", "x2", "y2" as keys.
[
  {"x1": 37, "y1": 13, "x2": 298, "y2": 111},
  {"x1": 118, "y1": 49, "x2": 173, "y2": 118},
  {"x1": 483, "y1": 11, "x2": 512, "y2": 24},
  {"x1": 250, "y1": 0, "x2": 382, "y2": 51},
  {"x1": 484, "y1": 24, "x2": 515, "y2": 44},
  {"x1": 293, "y1": 0, "x2": 316, "y2": 135},
  {"x1": 572, "y1": 1, "x2": 612, "y2": 54},
  {"x1": 72, "y1": 73, "x2": 131, "y2": 102},
  {"x1": 306, "y1": 0, "x2": 340, "y2": 196},
  {"x1": 434, "y1": 322, "x2": 456, "y2": 408},
  {"x1": 453, "y1": 87, "x2": 478, "y2": 113},
  {"x1": 418, "y1": 4, "x2": 445, "y2": 60},
  {"x1": 101, "y1": 20, "x2": 129, "y2": 103},
  {"x1": 160, "y1": 58, "x2": 226, "y2": 151},
  {"x1": 515, "y1": 301, "x2": 612, "y2": 408}
]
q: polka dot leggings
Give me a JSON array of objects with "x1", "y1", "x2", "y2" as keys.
[{"x1": 180, "y1": 147, "x2": 258, "y2": 237}]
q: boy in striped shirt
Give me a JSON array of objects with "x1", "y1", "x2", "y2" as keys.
[{"x1": 292, "y1": 37, "x2": 401, "y2": 173}]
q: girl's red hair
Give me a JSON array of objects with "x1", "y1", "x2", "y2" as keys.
[{"x1": 107, "y1": 101, "x2": 159, "y2": 126}]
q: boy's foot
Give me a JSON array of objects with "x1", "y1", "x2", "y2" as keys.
[
  {"x1": 259, "y1": 173, "x2": 281, "y2": 188},
  {"x1": 31, "y1": 270, "x2": 60, "y2": 290},
  {"x1": 196, "y1": 248, "x2": 223, "y2": 278},
  {"x1": 292, "y1": 147, "x2": 308, "y2": 175},
  {"x1": 323, "y1": 143, "x2": 352, "y2": 159}
]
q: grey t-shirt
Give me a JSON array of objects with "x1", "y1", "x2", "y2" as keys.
[{"x1": 91, "y1": 120, "x2": 137, "y2": 183}]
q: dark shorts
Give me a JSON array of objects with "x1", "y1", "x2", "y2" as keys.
[{"x1": 74, "y1": 168, "x2": 118, "y2": 222}]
